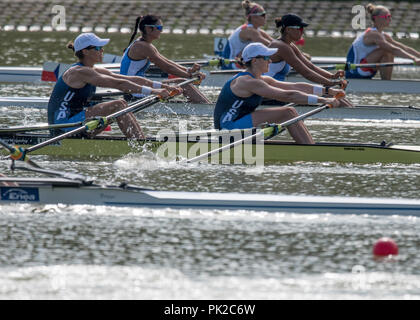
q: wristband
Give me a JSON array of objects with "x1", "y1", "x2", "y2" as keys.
[
  {"x1": 141, "y1": 86, "x2": 152, "y2": 95},
  {"x1": 152, "y1": 81, "x2": 162, "y2": 89},
  {"x1": 313, "y1": 85, "x2": 323, "y2": 96},
  {"x1": 307, "y1": 94, "x2": 318, "y2": 105}
]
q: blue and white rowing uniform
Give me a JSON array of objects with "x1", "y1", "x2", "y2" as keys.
[
  {"x1": 264, "y1": 60, "x2": 291, "y2": 81},
  {"x1": 214, "y1": 72, "x2": 263, "y2": 130},
  {"x1": 120, "y1": 39, "x2": 151, "y2": 98},
  {"x1": 47, "y1": 62, "x2": 96, "y2": 134},
  {"x1": 120, "y1": 40, "x2": 151, "y2": 77},
  {"x1": 346, "y1": 28, "x2": 379, "y2": 78},
  {"x1": 221, "y1": 24, "x2": 254, "y2": 69}
]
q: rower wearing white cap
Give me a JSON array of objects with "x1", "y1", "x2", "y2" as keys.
[
  {"x1": 47, "y1": 32, "x2": 176, "y2": 139},
  {"x1": 214, "y1": 43, "x2": 343, "y2": 144}
]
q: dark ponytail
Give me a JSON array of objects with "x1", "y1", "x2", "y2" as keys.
[
  {"x1": 274, "y1": 17, "x2": 286, "y2": 33},
  {"x1": 125, "y1": 16, "x2": 142, "y2": 51},
  {"x1": 67, "y1": 41, "x2": 84, "y2": 59}
]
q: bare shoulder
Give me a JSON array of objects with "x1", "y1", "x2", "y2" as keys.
[
  {"x1": 63, "y1": 64, "x2": 89, "y2": 78},
  {"x1": 269, "y1": 39, "x2": 285, "y2": 49},
  {"x1": 133, "y1": 40, "x2": 155, "y2": 52},
  {"x1": 365, "y1": 28, "x2": 383, "y2": 40},
  {"x1": 237, "y1": 74, "x2": 266, "y2": 87},
  {"x1": 382, "y1": 32, "x2": 394, "y2": 41},
  {"x1": 130, "y1": 40, "x2": 156, "y2": 59}
]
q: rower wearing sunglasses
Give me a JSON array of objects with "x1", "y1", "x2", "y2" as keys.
[
  {"x1": 120, "y1": 15, "x2": 209, "y2": 103},
  {"x1": 266, "y1": 14, "x2": 349, "y2": 95},
  {"x1": 214, "y1": 43, "x2": 343, "y2": 145},
  {"x1": 220, "y1": 0, "x2": 272, "y2": 69},
  {"x1": 346, "y1": 3, "x2": 420, "y2": 80},
  {"x1": 47, "y1": 33, "x2": 175, "y2": 139}
]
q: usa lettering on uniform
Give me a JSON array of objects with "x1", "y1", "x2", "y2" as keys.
[{"x1": 56, "y1": 90, "x2": 74, "y2": 120}]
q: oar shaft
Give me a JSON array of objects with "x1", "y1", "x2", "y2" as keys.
[
  {"x1": 275, "y1": 105, "x2": 329, "y2": 129},
  {"x1": 0, "y1": 138, "x2": 16, "y2": 153},
  {"x1": 335, "y1": 61, "x2": 415, "y2": 70},
  {"x1": 186, "y1": 130, "x2": 264, "y2": 164},
  {"x1": 0, "y1": 122, "x2": 85, "y2": 133},
  {"x1": 187, "y1": 102, "x2": 331, "y2": 164}
]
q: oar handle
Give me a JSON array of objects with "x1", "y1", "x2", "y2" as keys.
[
  {"x1": 157, "y1": 77, "x2": 200, "y2": 100},
  {"x1": 324, "y1": 91, "x2": 346, "y2": 109}
]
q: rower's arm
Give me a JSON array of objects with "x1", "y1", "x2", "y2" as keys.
[
  {"x1": 292, "y1": 44, "x2": 333, "y2": 78},
  {"x1": 94, "y1": 67, "x2": 172, "y2": 90},
  {"x1": 259, "y1": 29, "x2": 274, "y2": 42},
  {"x1": 148, "y1": 49, "x2": 192, "y2": 78},
  {"x1": 384, "y1": 34, "x2": 420, "y2": 58},
  {"x1": 240, "y1": 28, "x2": 271, "y2": 46},
  {"x1": 242, "y1": 77, "x2": 331, "y2": 105},
  {"x1": 282, "y1": 46, "x2": 335, "y2": 86},
  {"x1": 77, "y1": 68, "x2": 161, "y2": 95},
  {"x1": 262, "y1": 75, "x2": 335, "y2": 97},
  {"x1": 373, "y1": 34, "x2": 419, "y2": 61}
]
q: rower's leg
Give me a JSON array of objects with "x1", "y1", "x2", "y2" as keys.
[
  {"x1": 182, "y1": 84, "x2": 211, "y2": 103},
  {"x1": 378, "y1": 52, "x2": 394, "y2": 80},
  {"x1": 365, "y1": 48, "x2": 394, "y2": 80},
  {"x1": 251, "y1": 107, "x2": 315, "y2": 144},
  {"x1": 86, "y1": 99, "x2": 145, "y2": 139}
]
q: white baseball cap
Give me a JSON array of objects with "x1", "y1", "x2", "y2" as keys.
[
  {"x1": 242, "y1": 43, "x2": 277, "y2": 62},
  {"x1": 73, "y1": 33, "x2": 110, "y2": 52}
]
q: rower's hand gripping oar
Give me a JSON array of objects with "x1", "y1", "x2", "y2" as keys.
[
  {"x1": 187, "y1": 93, "x2": 345, "y2": 164},
  {"x1": 4, "y1": 77, "x2": 199, "y2": 163}
]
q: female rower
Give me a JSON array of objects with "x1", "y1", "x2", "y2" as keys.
[
  {"x1": 346, "y1": 3, "x2": 420, "y2": 79},
  {"x1": 120, "y1": 15, "x2": 209, "y2": 103},
  {"x1": 214, "y1": 43, "x2": 343, "y2": 145},
  {"x1": 221, "y1": 0, "x2": 272, "y2": 69},
  {"x1": 47, "y1": 33, "x2": 176, "y2": 139},
  {"x1": 267, "y1": 14, "x2": 347, "y2": 89}
]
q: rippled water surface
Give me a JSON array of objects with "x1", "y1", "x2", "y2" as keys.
[{"x1": 0, "y1": 31, "x2": 420, "y2": 300}]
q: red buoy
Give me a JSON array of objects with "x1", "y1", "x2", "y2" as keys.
[{"x1": 373, "y1": 237, "x2": 399, "y2": 257}]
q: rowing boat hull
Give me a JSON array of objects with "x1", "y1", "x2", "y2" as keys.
[
  {"x1": 206, "y1": 71, "x2": 420, "y2": 94},
  {"x1": 1, "y1": 65, "x2": 419, "y2": 94},
  {"x1": 2, "y1": 97, "x2": 420, "y2": 121},
  {"x1": 2, "y1": 133, "x2": 420, "y2": 164},
  {"x1": 1, "y1": 177, "x2": 420, "y2": 215}
]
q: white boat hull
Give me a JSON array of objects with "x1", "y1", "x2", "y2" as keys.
[
  {"x1": 2, "y1": 96, "x2": 420, "y2": 121},
  {"x1": 0, "y1": 58, "x2": 419, "y2": 94},
  {"x1": 1, "y1": 178, "x2": 420, "y2": 216}
]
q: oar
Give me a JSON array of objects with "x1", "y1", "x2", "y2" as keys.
[
  {"x1": 0, "y1": 122, "x2": 85, "y2": 134},
  {"x1": 91, "y1": 90, "x2": 125, "y2": 99},
  {"x1": 187, "y1": 99, "x2": 342, "y2": 164},
  {"x1": 335, "y1": 61, "x2": 417, "y2": 71},
  {"x1": 6, "y1": 78, "x2": 198, "y2": 161},
  {"x1": 43, "y1": 59, "x2": 236, "y2": 82},
  {"x1": 1, "y1": 137, "x2": 92, "y2": 181},
  {"x1": 0, "y1": 138, "x2": 41, "y2": 168}
]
